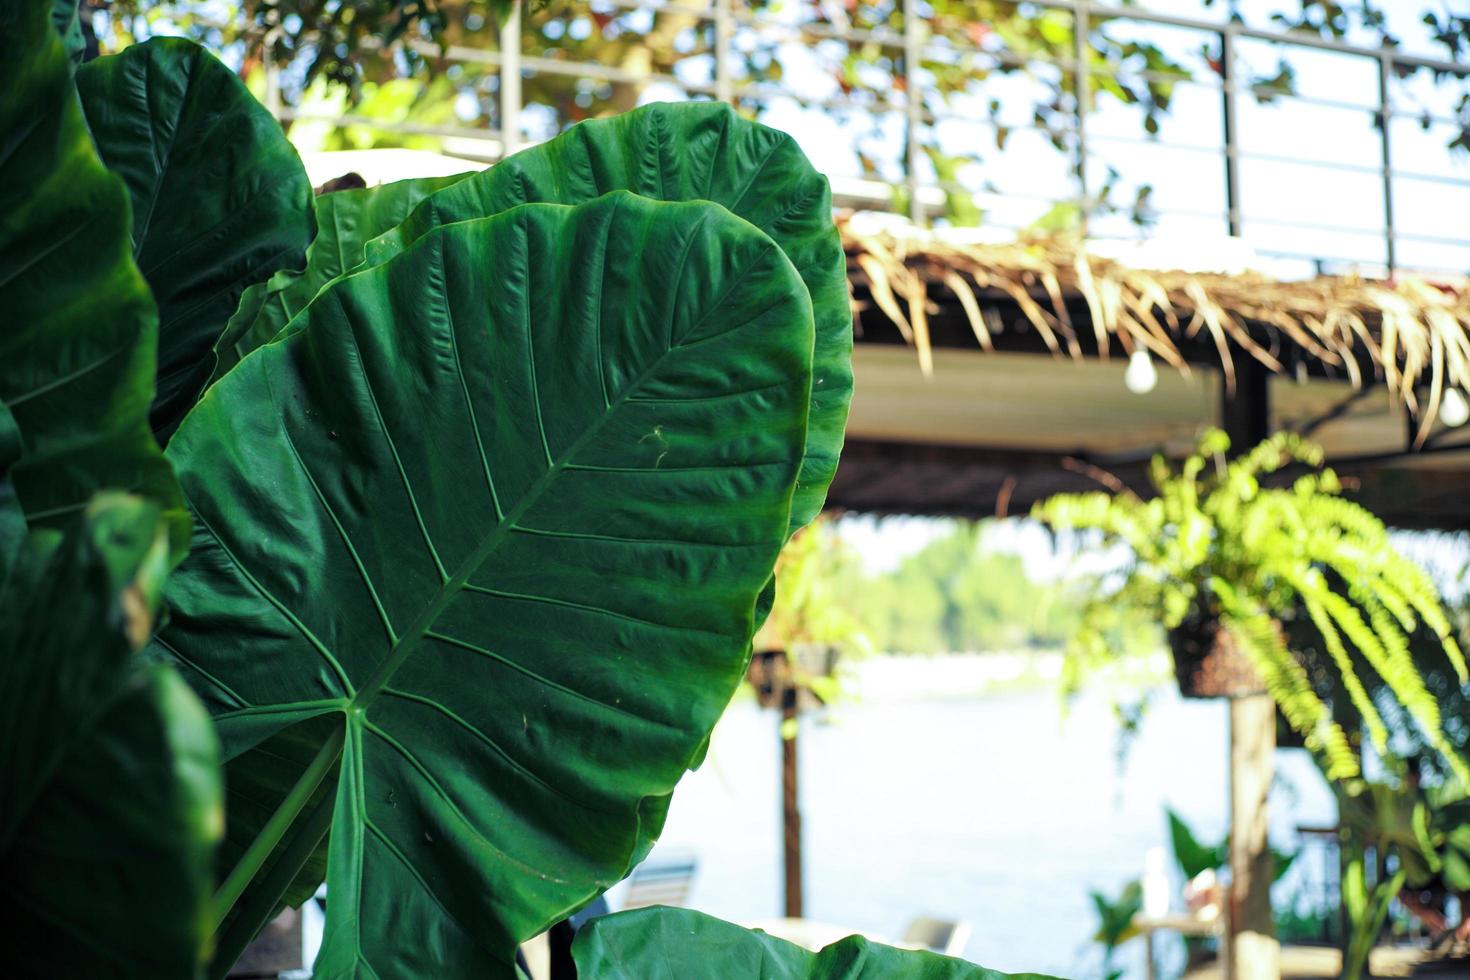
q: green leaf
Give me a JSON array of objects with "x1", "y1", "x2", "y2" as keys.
[
  {"x1": 1166, "y1": 806, "x2": 1226, "y2": 879},
  {"x1": 157, "y1": 192, "x2": 817, "y2": 976},
  {"x1": 572, "y1": 907, "x2": 1057, "y2": 979},
  {"x1": 0, "y1": 0, "x2": 186, "y2": 558},
  {"x1": 0, "y1": 493, "x2": 222, "y2": 979},
  {"x1": 75, "y1": 37, "x2": 315, "y2": 438},
  {"x1": 208, "y1": 173, "x2": 475, "y2": 391},
  {"x1": 1089, "y1": 879, "x2": 1142, "y2": 950},
  {"x1": 224, "y1": 101, "x2": 850, "y2": 533}
]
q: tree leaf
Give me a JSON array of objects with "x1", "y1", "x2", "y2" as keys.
[
  {"x1": 1165, "y1": 806, "x2": 1223, "y2": 879},
  {"x1": 158, "y1": 192, "x2": 817, "y2": 977},
  {"x1": 572, "y1": 907, "x2": 1058, "y2": 979},
  {"x1": 222, "y1": 101, "x2": 850, "y2": 533},
  {"x1": 0, "y1": 493, "x2": 222, "y2": 979},
  {"x1": 208, "y1": 172, "x2": 474, "y2": 392},
  {"x1": 76, "y1": 37, "x2": 314, "y2": 438},
  {"x1": 0, "y1": 0, "x2": 187, "y2": 558}
]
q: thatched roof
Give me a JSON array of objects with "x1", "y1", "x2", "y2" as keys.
[{"x1": 843, "y1": 221, "x2": 1470, "y2": 446}]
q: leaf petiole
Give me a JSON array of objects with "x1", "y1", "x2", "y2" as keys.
[{"x1": 209, "y1": 721, "x2": 346, "y2": 933}]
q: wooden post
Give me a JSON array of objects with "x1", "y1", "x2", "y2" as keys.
[
  {"x1": 781, "y1": 684, "x2": 803, "y2": 918},
  {"x1": 1229, "y1": 693, "x2": 1279, "y2": 979},
  {"x1": 1221, "y1": 356, "x2": 1278, "y2": 979}
]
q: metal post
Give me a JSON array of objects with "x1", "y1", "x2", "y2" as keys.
[
  {"x1": 1073, "y1": 0, "x2": 1090, "y2": 232},
  {"x1": 902, "y1": 0, "x2": 924, "y2": 227},
  {"x1": 714, "y1": 0, "x2": 734, "y2": 104},
  {"x1": 1221, "y1": 26, "x2": 1243, "y2": 237},
  {"x1": 1378, "y1": 51, "x2": 1397, "y2": 274},
  {"x1": 499, "y1": 0, "x2": 522, "y2": 157}
]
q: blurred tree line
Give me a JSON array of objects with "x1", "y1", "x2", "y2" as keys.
[{"x1": 824, "y1": 520, "x2": 1092, "y2": 654}]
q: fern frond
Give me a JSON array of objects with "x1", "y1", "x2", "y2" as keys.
[
  {"x1": 1034, "y1": 428, "x2": 1465, "y2": 786},
  {"x1": 1214, "y1": 583, "x2": 1358, "y2": 780},
  {"x1": 1297, "y1": 583, "x2": 1390, "y2": 753}
]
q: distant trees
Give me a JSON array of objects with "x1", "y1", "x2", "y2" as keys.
[{"x1": 838, "y1": 521, "x2": 1086, "y2": 654}]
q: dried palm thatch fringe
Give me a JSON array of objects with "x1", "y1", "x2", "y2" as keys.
[{"x1": 844, "y1": 221, "x2": 1470, "y2": 447}]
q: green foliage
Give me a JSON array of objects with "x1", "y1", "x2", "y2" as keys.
[
  {"x1": 1165, "y1": 806, "x2": 1295, "y2": 884},
  {"x1": 75, "y1": 37, "x2": 315, "y2": 437},
  {"x1": 573, "y1": 907, "x2": 1056, "y2": 979},
  {"x1": 0, "y1": 0, "x2": 186, "y2": 557},
  {"x1": 1341, "y1": 846, "x2": 1405, "y2": 980},
  {"x1": 1088, "y1": 879, "x2": 1142, "y2": 954},
  {"x1": 225, "y1": 100, "x2": 852, "y2": 536},
  {"x1": 855, "y1": 523, "x2": 1082, "y2": 654},
  {"x1": 5, "y1": 12, "x2": 1033, "y2": 978},
  {"x1": 757, "y1": 519, "x2": 872, "y2": 656},
  {"x1": 1166, "y1": 807, "x2": 1227, "y2": 880},
  {"x1": 0, "y1": 495, "x2": 222, "y2": 979},
  {"x1": 161, "y1": 191, "x2": 818, "y2": 976},
  {"x1": 1034, "y1": 429, "x2": 1470, "y2": 784},
  {"x1": 209, "y1": 171, "x2": 473, "y2": 389}
]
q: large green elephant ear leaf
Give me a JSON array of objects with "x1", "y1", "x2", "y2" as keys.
[
  {"x1": 573, "y1": 908, "x2": 1057, "y2": 979},
  {"x1": 207, "y1": 172, "x2": 475, "y2": 390},
  {"x1": 0, "y1": 493, "x2": 223, "y2": 979},
  {"x1": 158, "y1": 191, "x2": 816, "y2": 977},
  {"x1": 76, "y1": 36, "x2": 314, "y2": 439},
  {"x1": 221, "y1": 101, "x2": 849, "y2": 533},
  {"x1": 0, "y1": 0, "x2": 186, "y2": 558}
]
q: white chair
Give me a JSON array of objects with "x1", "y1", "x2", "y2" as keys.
[
  {"x1": 621, "y1": 857, "x2": 697, "y2": 910},
  {"x1": 902, "y1": 916, "x2": 972, "y2": 957}
]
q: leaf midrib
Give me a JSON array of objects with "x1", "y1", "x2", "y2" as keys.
[{"x1": 349, "y1": 208, "x2": 752, "y2": 715}]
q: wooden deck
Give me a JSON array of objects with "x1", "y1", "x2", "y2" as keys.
[{"x1": 1180, "y1": 944, "x2": 1452, "y2": 979}]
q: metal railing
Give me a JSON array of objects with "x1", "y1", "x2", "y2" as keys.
[{"x1": 275, "y1": 0, "x2": 1470, "y2": 278}]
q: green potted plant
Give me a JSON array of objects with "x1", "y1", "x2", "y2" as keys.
[{"x1": 1033, "y1": 428, "x2": 1469, "y2": 783}]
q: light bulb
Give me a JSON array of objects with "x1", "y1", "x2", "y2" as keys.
[
  {"x1": 1124, "y1": 349, "x2": 1158, "y2": 394},
  {"x1": 1441, "y1": 387, "x2": 1470, "y2": 428}
]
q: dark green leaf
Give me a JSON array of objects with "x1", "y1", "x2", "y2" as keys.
[
  {"x1": 1089, "y1": 879, "x2": 1142, "y2": 950},
  {"x1": 158, "y1": 192, "x2": 817, "y2": 976},
  {"x1": 76, "y1": 37, "x2": 314, "y2": 438},
  {"x1": 0, "y1": 493, "x2": 222, "y2": 979},
  {"x1": 1166, "y1": 806, "x2": 1226, "y2": 879},
  {"x1": 209, "y1": 173, "x2": 475, "y2": 392},
  {"x1": 1270, "y1": 845, "x2": 1297, "y2": 883},
  {"x1": 0, "y1": 0, "x2": 186, "y2": 558},
  {"x1": 573, "y1": 908, "x2": 1058, "y2": 979},
  {"x1": 225, "y1": 101, "x2": 850, "y2": 533}
]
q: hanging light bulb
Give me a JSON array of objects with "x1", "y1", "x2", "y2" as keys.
[
  {"x1": 1124, "y1": 349, "x2": 1158, "y2": 394},
  {"x1": 1441, "y1": 387, "x2": 1470, "y2": 428}
]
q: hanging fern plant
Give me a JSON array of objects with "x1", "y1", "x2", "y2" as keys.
[{"x1": 1034, "y1": 428, "x2": 1469, "y2": 783}]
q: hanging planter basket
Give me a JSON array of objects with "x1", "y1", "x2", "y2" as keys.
[{"x1": 1168, "y1": 610, "x2": 1269, "y2": 700}]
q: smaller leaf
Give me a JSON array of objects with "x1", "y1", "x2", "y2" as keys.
[
  {"x1": 207, "y1": 172, "x2": 474, "y2": 390},
  {"x1": 573, "y1": 907, "x2": 1058, "y2": 979}
]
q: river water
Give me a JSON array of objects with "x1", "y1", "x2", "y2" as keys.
[{"x1": 638, "y1": 661, "x2": 1338, "y2": 979}]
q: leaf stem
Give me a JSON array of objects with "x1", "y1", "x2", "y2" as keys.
[
  {"x1": 208, "y1": 786, "x2": 337, "y2": 980},
  {"x1": 209, "y1": 722, "x2": 346, "y2": 933}
]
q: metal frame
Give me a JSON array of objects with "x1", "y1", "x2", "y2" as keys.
[{"x1": 279, "y1": 0, "x2": 1470, "y2": 276}]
